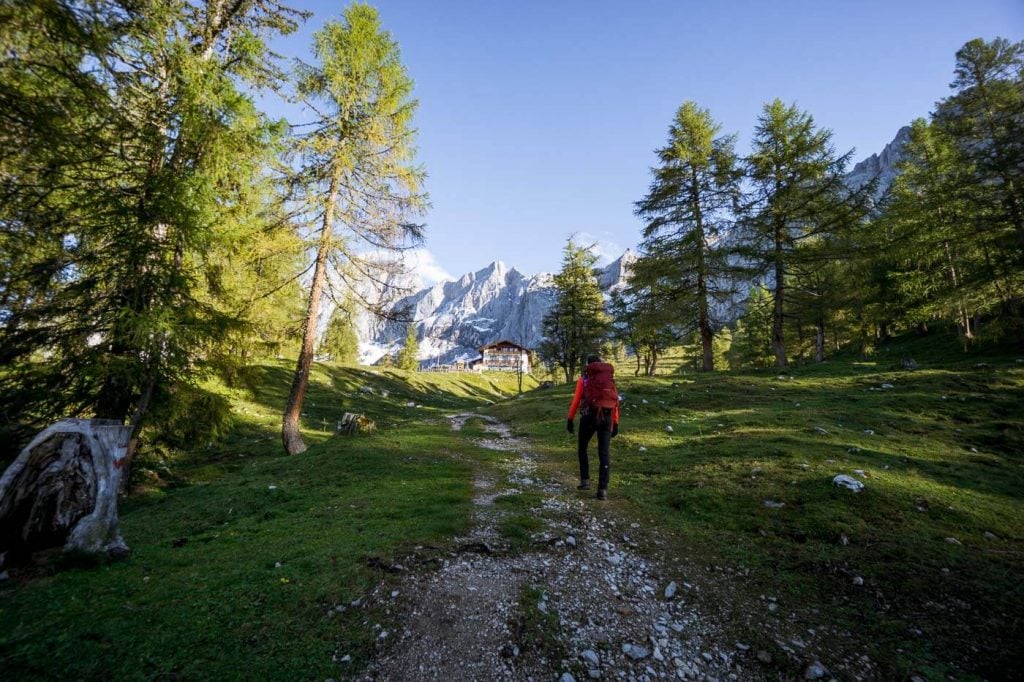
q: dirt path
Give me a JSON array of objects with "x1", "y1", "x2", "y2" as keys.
[{"x1": 358, "y1": 414, "x2": 744, "y2": 681}]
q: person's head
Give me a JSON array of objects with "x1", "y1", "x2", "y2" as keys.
[{"x1": 586, "y1": 354, "x2": 601, "y2": 365}]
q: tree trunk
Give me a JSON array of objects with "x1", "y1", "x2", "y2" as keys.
[
  {"x1": 814, "y1": 319, "x2": 825, "y2": 363},
  {"x1": 0, "y1": 419, "x2": 133, "y2": 566},
  {"x1": 692, "y1": 178, "x2": 714, "y2": 372},
  {"x1": 282, "y1": 167, "x2": 342, "y2": 455},
  {"x1": 772, "y1": 226, "x2": 788, "y2": 367}
]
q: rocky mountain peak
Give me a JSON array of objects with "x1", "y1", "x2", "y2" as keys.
[{"x1": 844, "y1": 125, "x2": 911, "y2": 200}]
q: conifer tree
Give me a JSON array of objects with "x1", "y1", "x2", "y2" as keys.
[
  {"x1": 282, "y1": 3, "x2": 426, "y2": 454},
  {"x1": 743, "y1": 99, "x2": 871, "y2": 367},
  {"x1": 319, "y1": 303, "x2": 360, "y2": 364},
  {"x1": 538, "y1": 240, "x2": 609, "y2": 383},
  {"x1": 0, "y1": 0, "x2": 306, "y2": 444},
  {"x1": 727, "y1": 285, "x2": 774, "y2": 368},
  {"x1": 610, "y1": 270, "x2": 680, "y2": 376},
  {"x1": 396, "y1": 324, "x2": 419, "y2": 371},
  {"x1": 634, "y1": 101, "x2": 742, "y2": 371}
]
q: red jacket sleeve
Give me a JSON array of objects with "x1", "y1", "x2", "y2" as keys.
[{"x1": 567, "y1": 378, "x2": 584, "y2": 420}]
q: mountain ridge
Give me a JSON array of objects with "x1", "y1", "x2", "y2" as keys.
[{"x1": 359, "y1": 126, "x2": 910, "y2": 365}]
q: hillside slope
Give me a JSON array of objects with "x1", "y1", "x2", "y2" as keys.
[
  {"x1": 485, "y1": 335, "x2": 1024, "y2": 678},
  {"x1": 0, "y1": 364, "x2": 533, "y2": 679},
  {"x1": 1, "y1": 341, "x2": 1021, "y2": 679}
]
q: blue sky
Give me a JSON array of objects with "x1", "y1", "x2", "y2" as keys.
[{"x1": 264, "y1": 0, "x2": 1023, "y2": 282}]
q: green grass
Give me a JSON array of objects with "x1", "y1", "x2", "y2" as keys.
[
  {"x1": 0, "y1": 362, "x2": 532, "y2": 680},
  {"x1": 513, "y1": 585, "x2": 566, "y2": 665},
  {"x1": 486, "y1": 333, "x2": 1024, "y2": 678},
  {"x1": 2, "y1": 339, "x2": 1021, "y2": 679}
]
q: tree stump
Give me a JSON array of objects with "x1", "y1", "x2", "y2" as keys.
[
  {"x1": 336, "y1": 412, "x2": 375, "y2": 435},
  {"x1": 0, "y1": 418, "x2": 133, "y2": 567}
]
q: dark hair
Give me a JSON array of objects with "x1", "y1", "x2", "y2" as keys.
[{"x1": 586, "y1": 354, "x2": 601, "y2": 365}]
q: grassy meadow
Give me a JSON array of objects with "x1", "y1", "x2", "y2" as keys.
[
  {"x1": 487, "y1": 334, "x2": 1024, "y2": 678},
  {"x1": 1, "y1": 335, "x2": 1021, "y2": 679},
  {"x1": 0, "y1": 364, "x2": 532, "y2": 679}
]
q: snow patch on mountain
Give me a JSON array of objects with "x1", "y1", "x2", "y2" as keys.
[{"x1": 364, "y1": 251, "x2": 634, "y2": 365}]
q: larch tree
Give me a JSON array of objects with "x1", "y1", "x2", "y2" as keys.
[
  {"x1": 396, "y1": 323, "x2": 419, "y2": 371},
  {"x1": 319, "y1": 301, "x2": 361, "y2": 364},
  {"x1": 933, "y1": 37, "x2": 1024, "y2": 331},
  {"x1": 633, "y1": 101, "x2": 742, "y2": 371},
  {"x1": 0, "y1": 0, "x2": 306, "y2": 444},
  {"x1": 743, "y1": 99, "x2": 871, "y2": 367},
  {"x1": 282, "y1": 3, "x2": 426, "y2": 454},
  {"x1": 538, "y1": 239, "x2": 609, "y2": 383}
]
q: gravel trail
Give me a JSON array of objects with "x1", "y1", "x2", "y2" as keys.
[{"x1": 359, "y1": 414, "x2": 739, "y2": 682}]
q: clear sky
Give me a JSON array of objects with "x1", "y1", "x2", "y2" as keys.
[{"x1": 265, "y1": 0, "x2": 1023, "y2": 283}]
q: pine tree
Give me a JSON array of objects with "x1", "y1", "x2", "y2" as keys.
[
  {"x1": 743, "y1": 99, "x2": 872, "y2": 367},
  {"x1": 634, "y1": 101, "x2": 742, "y2": 371},
  {"x1": 396, "y1": 324, "x2": 419, "y2": 371},
  {"x1": 538, "y1": 240, "x2": 609, "y2": 383},
  {"x1": 282, "y1": 3, "x2": 426, "y2": 454}
]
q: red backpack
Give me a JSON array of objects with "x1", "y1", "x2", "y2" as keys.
[{"x1": 583, "y1": 362, "x2": 618, "y2": 411}]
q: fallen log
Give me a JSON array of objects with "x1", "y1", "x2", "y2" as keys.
[{"x1": 0, "y1": 418, "x2": 133, "y2": 567}]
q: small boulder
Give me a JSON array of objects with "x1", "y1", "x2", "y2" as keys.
[
  {"x1": 804, "y1": 661, "x2": 829, "y2": 679},
  {"x1": 665, "y1": 581, "x2": 678, "y2": 599},
  {"x1": 833, "y1": 475, "x2": 865, "y2": 492},
  {"x1": 622, "y1": 643, "x2": 649, "y2": 660}
]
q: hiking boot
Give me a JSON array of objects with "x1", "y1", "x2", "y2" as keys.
[
  {"x1": 577, "y1": 480, "x2": 590, "y2": 490},
  {"x1": 596, "y1": 488, "x2": 607, "y2": 500}
]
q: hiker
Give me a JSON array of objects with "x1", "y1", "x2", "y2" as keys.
[{"x1": 566, "y1": 354, "x2": 619, "y2": 500}]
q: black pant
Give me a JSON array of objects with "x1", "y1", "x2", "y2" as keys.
[{"x1": 578, "y1": 408, "x2": 611, "y2": 490}]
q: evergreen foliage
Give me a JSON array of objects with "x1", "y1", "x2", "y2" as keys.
[
  {"x1": 633, "y1": 101, "x2": 743, "y2": 371},
  {"x1": 0, "y1": 0, "x2": 307, "y2": 445},
  {"x1": 742, "y1": 99, "x2": 873, "y2": 367},
  {"x1": 396, "y1": 324, "x2": 420, "y2": 371},
  {"x1": 319, "y1": 303, "x2": 360, "y2": 364},
  {"x1": 538, "y1": 240, "x2": 609, "y2": 383}
]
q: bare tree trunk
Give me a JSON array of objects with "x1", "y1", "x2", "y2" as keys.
[
  {"x1": 0, "y1": 419, "x2": 133, "y2": 565},
  {"x1": 282, "y1": 167, "x2": 342, "y2": 455}
]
